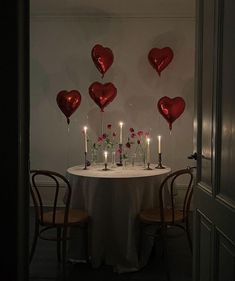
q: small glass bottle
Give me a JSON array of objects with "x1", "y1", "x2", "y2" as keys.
[{"x1": 111, "y1": 149, "x2": 116, "y2": 167}]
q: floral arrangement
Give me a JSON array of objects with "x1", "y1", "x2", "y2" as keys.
[
  {"x1": 123, "y1": 128, "x2": 150, "y2": 161},
  {"x1": 91, "y1": 124, "x2": 118, "y2": 152},
  {"x1": 125, "y1": 128, "x2": 150, "y2": 149}
]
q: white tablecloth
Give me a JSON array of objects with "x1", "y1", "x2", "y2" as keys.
[{"x1": 67, "y1": 164, "x2": 171, "y2": 273}]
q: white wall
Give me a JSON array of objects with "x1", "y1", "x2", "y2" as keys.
[{"x1": 30, "y1": 0, "x2": 196, "y2": 177}]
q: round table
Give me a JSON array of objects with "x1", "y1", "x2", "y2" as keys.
[{"x1": 67, "y1": 164, "x2": 171, "y2": 273}]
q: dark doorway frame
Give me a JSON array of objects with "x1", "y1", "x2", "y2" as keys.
[{"x1": 2, "y1": 1, "x2": 29, "y2": 280}]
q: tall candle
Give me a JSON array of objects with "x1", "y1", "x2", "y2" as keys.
[
  {"x1": 104, "y1": 150, "x2": 108, "y2": 164},
  {"x1": 84, "y1": 126, "x2": 88, "y2": 153},
  {"x1": 147, "y1": 138, "x2": 150, "y2": 163},
  {"x1": 158, "y1": 135, "x2": 161, "y2": 154},
  {"x1": 119, "y1": 122, "x2": 123, "y2": 144}
]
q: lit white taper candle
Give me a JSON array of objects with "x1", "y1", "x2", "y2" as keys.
[
  {"x1": 104, "y1": 150, "x2": 108, "y2": 164},
  {"x1": 158, "y1": 135, "x2": 161, "y2": 154},
  {"x1": 146, "y1": 138, "x2": 150, "y2": 163},
  {"x1": 84, "y1": 126, "x2": 88, "y2": 153},
  {"x1": 119, "y1": 122, "x2": 123, "y2": 144}
]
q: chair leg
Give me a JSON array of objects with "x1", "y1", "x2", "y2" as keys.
[
  {"x1": 85, "y1": 223, "x2": 90, "y2": 263},
  {"x1": 29, "y1": 220, "x2": 39, "y2": 263},
  {"x1": 186, "y1": 219, "x2": 192, "y2": 252},
  {"x1": 57, "y1": 227, "x2": 61, "y2": 262},
  {"x1": 161, "y1": 227, "x2": 171, "y2": 281},
  {"x1": 62, "y1": 227, "x2": 68, "y2": 278},
  {"x1": 138, "y1": 223, "x2": 143, "y2": 263}
]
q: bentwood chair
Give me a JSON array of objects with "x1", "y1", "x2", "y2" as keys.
[
  {"x1": 29, "y1": 170, "x2": 89, "y2": 276},
  {"x1": 139, "y1": 167, "x2": 194, "y2": 281}
]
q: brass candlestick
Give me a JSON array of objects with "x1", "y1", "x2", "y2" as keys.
[
  {"x1": 83, "y1": 152, "x2": 88, "y2": 170},
  {"x1": 155, "y1": 153, "x2": 165, "y2": 169},
  {"x1": 116, "y1": 144, "x2": 123, "y2": 166},
  {"x1": 102, "y1": 163, "x2": 110, "y2": 171}
]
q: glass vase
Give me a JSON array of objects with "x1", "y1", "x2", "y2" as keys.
[
  {"x1": 134, "y1": 143, "x2": 146, "y2": 167},
  {"x1": 91, "y1": 148, "x2": 98, "y2": 166},
  {"x1": 111, "y1": 149, "x2": 116, "y2": 167}
]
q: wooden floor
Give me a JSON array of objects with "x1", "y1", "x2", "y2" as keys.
[{"x1": 29, "y1": 208, "x2": 192, "y2": 281}]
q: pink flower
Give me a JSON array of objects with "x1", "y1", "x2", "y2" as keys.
[
  {"x1": 137, "y1": 130, "x2": 143, "y2": 137},
  {"x1": 107, "y1": 124, "x2": 112, "y2": 129},
  {"x1": 129, "y1": 128, "x2": 134, "y2": 133},
  {"x1": 98, "y1": 136, "x2": 103, "y2": 142}
]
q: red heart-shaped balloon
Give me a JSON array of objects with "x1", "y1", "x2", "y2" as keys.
[
  {"x1": 91, "y1": 44, "x2": 114, "y2": 78},
  {"x1": 157, "y1": 96, "x2": 185, "y2": 130},
  {"x1": 89, "y1": 82, "x2": 117, "y2": 112},
  {"x1": 56, "y1": 90, "x2": 81, "y2": 124},
  {"x1": 148, "y1": 47, "x2": 174, "y2": 76}
]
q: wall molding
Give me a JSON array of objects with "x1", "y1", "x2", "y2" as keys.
[{"x1": 30, "y1": 12, "x2": 195, "y2": 21}]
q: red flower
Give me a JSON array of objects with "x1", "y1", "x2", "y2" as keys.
[
  {"x1": 98, "y1": 136, "x2": 103, "y2": 142},
  {"x1": 129, "y1": 128, "x2": 134, "y2": 133},
  {"x1": 126, "y1": 142, "x2": 131, "y2": 148},
  {"x1": 131, "y1": 133, "x2": 136, "y2": 138},
  {"x1": 102, "y1": 133, "x2": 107, "y2": 139},
  {"x1": 107, "y1": 124, "x2": 112, "y2": 129}
]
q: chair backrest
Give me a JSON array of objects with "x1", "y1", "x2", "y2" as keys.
[
  {"x1": 159, "y1": 167, "x2": 194, "y2": 224},
  {"x1": 30, "y1": 170, "x2": 71, "y2": 226}
]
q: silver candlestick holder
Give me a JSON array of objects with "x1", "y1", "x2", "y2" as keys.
[{"x1": 155, "y1": 153, "x2": 165, "y2": 169}]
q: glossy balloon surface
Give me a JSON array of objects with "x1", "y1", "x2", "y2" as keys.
[
  {"x1": 157, "y1": 96, "x2": 185, "y2": 130},
  {"x1": 89, "y1": 82, "x2": 117, "y2": 112}
]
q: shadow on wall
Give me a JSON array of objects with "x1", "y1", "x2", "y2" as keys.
[
  {"x1": 30, "y1": 59, "x2": 50, "y2": 106},
  {"x1": 123, "y1": 95, "x2": 156, "y2": 131},
  {"x1": 181, "y1": 77, "x2": 194, "y2": 112}
]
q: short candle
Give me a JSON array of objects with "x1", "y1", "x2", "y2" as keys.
[
  {"x1": 84, "y1": 126, "x2": 88, "y2": 153},
  {"x1": 104, "y1": 150, "x2": 108, "y2": 164},
  {"x1": 158, "y1": 135, "x2": 161, "y2": 154},
  {"x1": 147, "y1": 138, "x2": 150, "y2": 163}
]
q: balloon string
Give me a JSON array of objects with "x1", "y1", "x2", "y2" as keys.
[
  {"x1": 67, "y1": 123, "x2": 70, "y2": 172},
  {"x1": 101, "y1": 111, "x2": 104, "y2": 135},
  {"x1": 169, "y1": 129, "x2": 173, "y2": 169}
]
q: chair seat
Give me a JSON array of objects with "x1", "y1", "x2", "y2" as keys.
[
  {"x1": 139, "y1": 208, "x2": 185, "y2": 224},
  {"x1": 41, "y1": 209, "x2": 89, "y2": 225}
]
